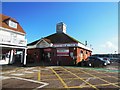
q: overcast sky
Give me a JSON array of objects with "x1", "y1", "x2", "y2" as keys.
[{"x1": 2, "y1": 2, "x2": 118, "y2": 54}]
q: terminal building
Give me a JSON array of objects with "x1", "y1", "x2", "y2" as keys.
[
  {"x1": 27, "y1": 22, "x2": 92, "y2": 65},
  {"x1": 0, "y1": 14, "x2": 27, "y2": 65}
]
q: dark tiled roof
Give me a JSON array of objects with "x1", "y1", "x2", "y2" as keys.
[
  {"x1": 27, "y1": 39, "x2": 40, "y2": 46},
  {"x1": 0, "y1": 14, "x2": 26, "y2": 34},
  {"x1": 28, "y1": 33, "x2": 84, "y2": 46},
  {"x1": 44, "y1": 33, "x2": 80, "y2": 44}
]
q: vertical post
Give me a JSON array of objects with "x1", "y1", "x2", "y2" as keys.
[
  {"x1": 23, "y1": 48, "x2": 27, "y2": 66},
  {"x1": 10, "y1": 49, "x2": 13, "y2": 64},
  {"x1": 21, "y1": 50, "x2": 23, "y2": 63}
]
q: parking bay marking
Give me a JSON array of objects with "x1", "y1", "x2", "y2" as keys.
[
  {"x1": 11, "y1": 76, "x2": 49, "y2": 88},
  {"x1": 89, "y1": 69, "x2": 118, "y2": 80},
  {"x1": 94, "y1": 82, "x2": 118, "y2": 87},
  {"x1": 0, "y1": 76, "x2": 11, "y2": 80},
  {"x1": 10, "y1": 73, "x2": 24, "y2": 76},
  {"x1": 79, "y1": 77, "x2": 95, "y2": 87},
  {"x1": 67, "y1": 82, "x2": 119, "y2": 88},
  {"x1": 50, "y1": 67, "x2": 68, "y2": 88},
  {"x1": 77, "y1": 68, "x2": 120, "y2": 88},
  {"x1": 61, "y1": 67, "x2": 99, "y2": 90}
]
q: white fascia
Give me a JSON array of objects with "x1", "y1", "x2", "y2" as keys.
[
  {"x1": 27, "y1": 39, "x2": 53, "y2": 49},
  {"x1": 0, "y1": 27, "x2": 25, "y2": 35},
  {"x1": 36, "y1": 38, "x2": 49, "y2": 46},
  {"x1": 78, "y1": 43, "x2": 92, "y2": 51},
  {"x1": 36, "y1": 38, "x2": 53, "y2": 47},
  {"x1": 0, "y1": 44, "x2": 27, "y2": 49},
  {"x1": 27, "y1": 45, "x2": 36, "y2": 49}
]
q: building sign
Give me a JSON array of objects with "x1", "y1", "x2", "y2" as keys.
[
  {"x1": 44, "y1": 48, "x2": 51, "y2": 52},
  {"x1": 53, "y1": 43, "x2": 78, "y2": 47},
  {"x1": 9, "y1": 20, "x2": 17, "y2": 29},
  {"x1": 57, "y1": 48, "x2": 69, "y2": 56}
]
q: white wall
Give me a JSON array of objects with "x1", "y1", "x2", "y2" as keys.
[{"x1": 0, "y1": 27, "x2": 26, "y2": 46}]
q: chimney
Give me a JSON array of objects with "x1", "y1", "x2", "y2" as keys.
[{"x1": 56, "y1": 22, "x2": 66, "y2": 33}]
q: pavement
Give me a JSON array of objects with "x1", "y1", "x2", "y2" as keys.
[{"x1": 0, "y1": 64, "x2": 120, "y2": 90}]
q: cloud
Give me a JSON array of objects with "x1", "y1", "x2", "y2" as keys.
[
  {"x1": 101, "y1": 41, "x2": 117, "y2": 49},
  {"x1": 100, "y1": 39, "x2": 118, "y2": 54}
]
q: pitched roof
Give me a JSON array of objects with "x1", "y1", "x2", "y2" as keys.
[
  {"x1": 27, "y1": 39, "x2": 40, "y2": 46},
  {"x1": 28, "y1": 33, "x2": 84, "y2": 46},
  {"x1": 44, "y1": 33, "x2": 81, "y2": 44},
  {"x1": 0, "y1": 14, "x2": 26, "y2": 34}
]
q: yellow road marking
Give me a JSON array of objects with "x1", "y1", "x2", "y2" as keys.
[
  {"x1": 94, "y1": 82, "x2": 118, "y2": 87},
  {"x1": 42, "y1": 78, "x2": 60, "y2": 81},
  {"x1": 50, "y1": 68, "x2": 68, "y2": 88},
  {"x1": 61, "y1": 67, "x2": 99, "y2": 90},
  {"x1": 91, "y1": 69, "x2": 118, "y2": 79},
  {"x1": 43, "y1": 77, "x2": 79, "y2": 81},
  {"x1": 68, "y1": 82, "x2": 118, "y2": 88},
  {"x1": 41, "y1": 74, "x2": 56, "y2": 77},
  {"x1": 76, "y1": 68, "x2": 120, "y2": 88},
  {"x1": 38, "y1": 67, "x2": 41, "y2": 81}
]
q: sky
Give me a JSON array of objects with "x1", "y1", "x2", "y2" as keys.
[{"x1": 2, "y1": 2, "x2": 118, "y2": 54}]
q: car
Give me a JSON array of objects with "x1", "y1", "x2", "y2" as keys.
[
  {"x1": 109, "y1": 57, "x2": 120, "y2": 63},
  {"x1": 101, "y1": 57, "x2": 111, "y2": 65},
  {"x1": 85, "y1": 56, "x2": 107, "y2": 67}
]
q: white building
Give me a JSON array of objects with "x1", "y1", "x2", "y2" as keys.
[{"x1": 0, "y1": 14, "x2": 27, "y2": 66}]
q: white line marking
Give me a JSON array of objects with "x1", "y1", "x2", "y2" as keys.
[
  {"x1": 2, "y1": 70, "x2": 16, "y2": 74},
  {"x1": 33, "y1": 70, "x2": 39, "y2": 72},
  {"x1": 79, "y1": 77, "x2": 95, "y2": 86},
  {"x1": 25, "y1": 67, "x2": 35, "y2": 70},
  {"x1": 41, "y1": 69, "x2": 49, "y2": 70},
  {"x1": 11, "y1": 77, "x2": 49, "y2": 88},
  {"x1": 24, "y1": 71, "x2": 33, "y2": 74},
  {"x1": 0, "y1": 76, "x2": 11, "y2": 80},
  {"x1": 11, "y1": 73, "x2": 24, "y2": 76},
  {"x1": 46, "y1": 66, "x2": 60, "y2": 69}
]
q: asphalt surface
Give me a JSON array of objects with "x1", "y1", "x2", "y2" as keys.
[{"x1": 1, "y1": 63, "x2": 120, "y2": 90}]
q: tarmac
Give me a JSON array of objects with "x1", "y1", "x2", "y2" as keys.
[{"x1": 1, "y1": 63, "x2": 120, "y2": 90}]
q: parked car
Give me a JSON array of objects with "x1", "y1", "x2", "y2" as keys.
[
  {"x1": 102, "y1": 57, "x2": 111, "y2": 65},
  {"x1": 109, "y1": 57, "x2": 120, "y2": 63},
  {"x1": 85, "y1": 56, "x2": 107, "y2": 67}
]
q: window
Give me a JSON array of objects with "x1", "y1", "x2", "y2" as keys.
[
  {"x1": 81, "y1": 50, "x2": 83, "y2": 54},
  {"x1": 9, "y1": 20, "x2": 17, "y2": 29}
]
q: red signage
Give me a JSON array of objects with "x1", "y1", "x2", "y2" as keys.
[
  {"x1": 57, "y1": 48, "x2": 69, "y2": 56},
  {"x1": 44, "y1": 48, "x2": 51, "y2": 52}
]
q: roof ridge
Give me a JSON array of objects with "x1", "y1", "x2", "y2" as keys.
[
  {"x1": 0, "y1": 13, "x2": 17, "y2": 21},
  {"x1": 63, "y1": 33, "x2": 85, "y2": 45}
]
